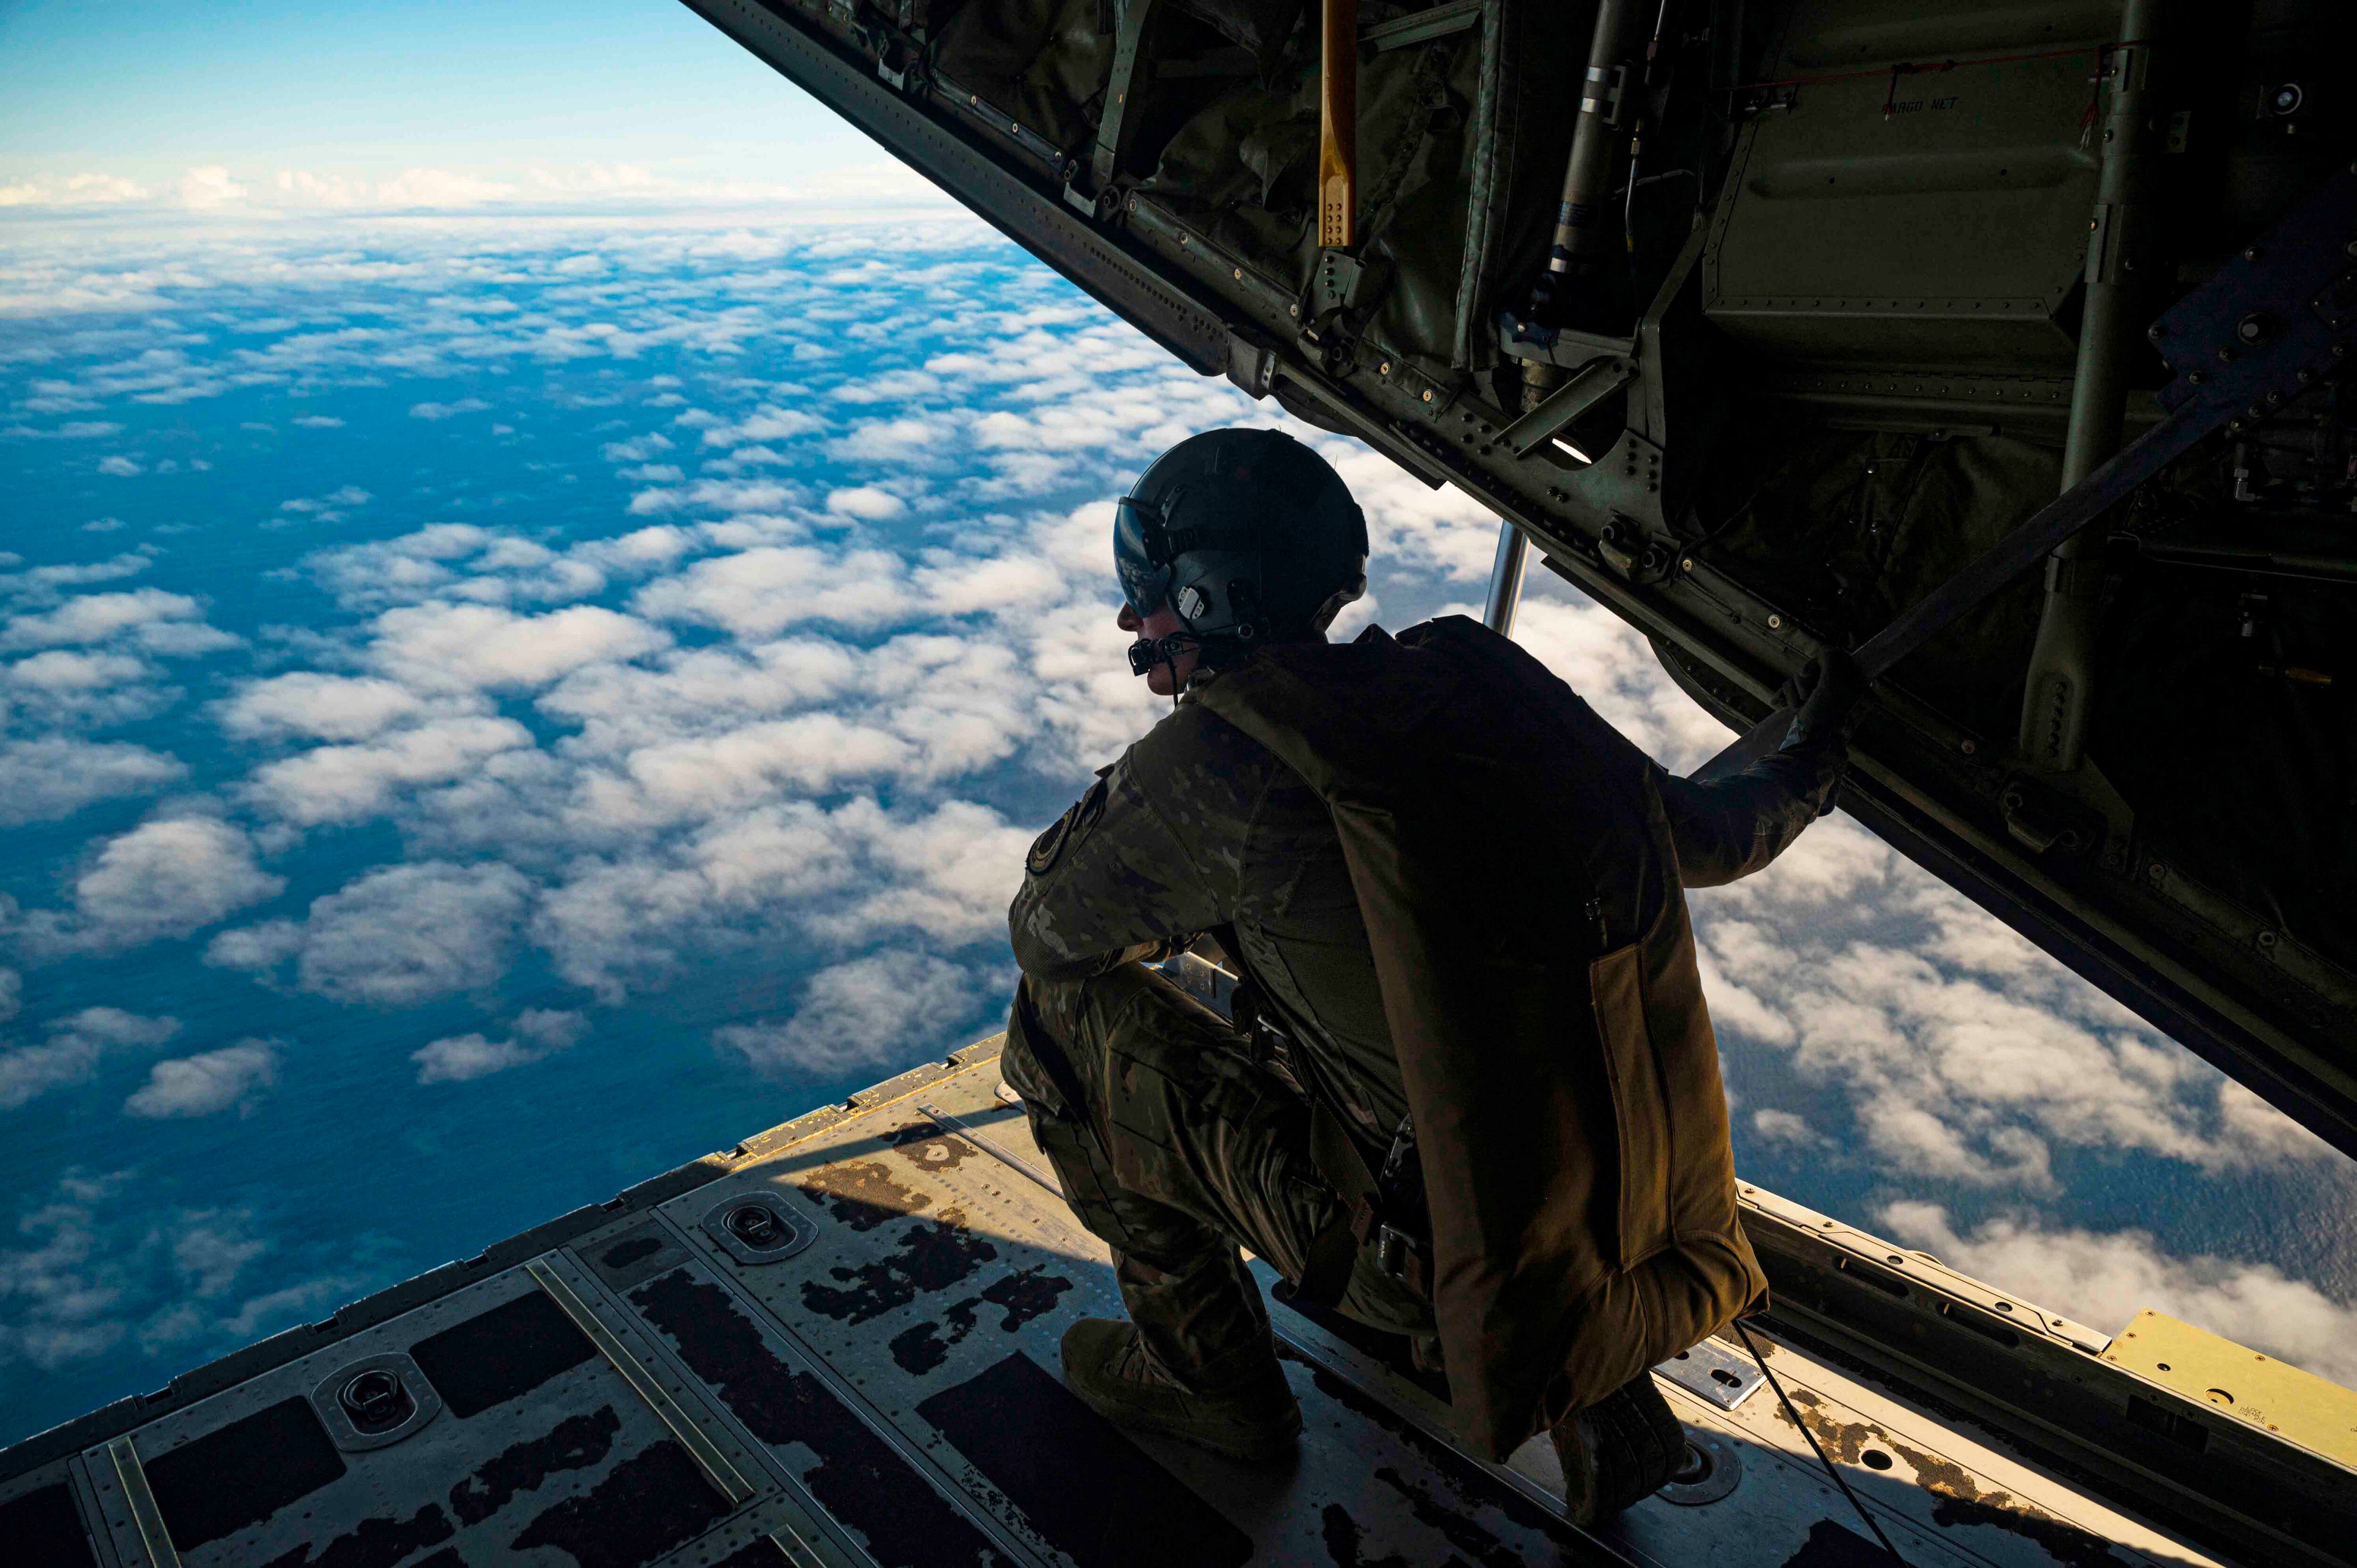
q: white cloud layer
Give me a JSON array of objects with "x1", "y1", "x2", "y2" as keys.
[
  {"x1": 0, "y1": 1010, "x2": 180, "y2": 1111},
  {"x1": 717, "y1": 950, "x2": 986, "y2": 1076},
  {"x1": 412, "y1": 1009, "x2": 587, "y2": 1084},
  {"x1": 212, "y1": 861, "x2": 531, "y2": 1006},
  {"x1": 21, "y1": 818, "x2": 283, "y2": 954},
  {"x1": 0, "y1": 1171, "x2": 362, "y2": 1374},
  {"x1": 123, "y1": 1042, "x2": 280, "y2": 1119},
  {"x1": 0, "y1": 738, "x2": 185, "y2": 824}
]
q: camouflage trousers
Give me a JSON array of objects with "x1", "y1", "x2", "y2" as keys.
[{"x1": 1001, "y1": 963, "x2": 1431, "y2": 1393}]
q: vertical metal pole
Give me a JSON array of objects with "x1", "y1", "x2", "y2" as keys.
[
  {"x1": 1542, "y1": 0, "x2": 1640, "y2": 289},
  {"x1": 1484, "y1": 521, "x2": 1528, "y2": 635},
  {"x1": 1319, "y1": 0, "x2": 1359, "y2": 248},
  {"x1": 2018, "y1": 0, "x2": 2159, "y2": 771},
  {"x1": 1519, "y1": 0, "x2": 1637, "y2": 411}
]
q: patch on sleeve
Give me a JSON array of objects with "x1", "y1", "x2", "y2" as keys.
[{"x1": 1027, "y1": 778, "x2": 1109, "y2": 877}]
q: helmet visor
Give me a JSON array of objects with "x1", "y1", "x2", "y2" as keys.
[{"x1": 1113, "y1": 496, "x2": 1171, "y2": 615}]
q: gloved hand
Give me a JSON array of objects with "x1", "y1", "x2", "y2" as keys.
[{"x1": 1780, "y1": 648, "x2": 1867, "y2": 751}]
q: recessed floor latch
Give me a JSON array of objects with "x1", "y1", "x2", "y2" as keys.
[
  {"x1": 309, "y1": 1352, "x2": 442, "y2": 1451},
  {"x1": 700, "y1": 1193, "x2": 818, "y2": 1265}
]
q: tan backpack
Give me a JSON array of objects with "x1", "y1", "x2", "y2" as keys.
[{"x1": 1194, "y1": 615, "x2": 1766, "y2": 1460}]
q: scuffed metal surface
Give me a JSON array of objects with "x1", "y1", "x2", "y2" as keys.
[{"x1": 24, "y1": 1046, "x2": 2247, "y2": 1568}]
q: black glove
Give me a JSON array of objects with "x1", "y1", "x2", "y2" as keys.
[{"x1": 1780, "y1": 648, "x2": 1867, "y2": 751}]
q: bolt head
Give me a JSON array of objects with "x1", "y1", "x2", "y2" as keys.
[
  {"x1": 1961, "y1": 739, "x2": 1978, "y2": 756},
  {"x1": 1680, "y1": 557, "x2": 1694, "y2": 572},
  {"x1": 1421, "y1": 389, "x2": 1434, "y2": 403},
  {"x1": 2187, "y1": 369, "x2": 2208, "y2": 384},
  {"x1": 2237, "y1": 313, "x2": 2273, "y2": 344},
  {"x1": 2244, "y1": 245, "x2": 2264, "y2": 261},
  {"x1": 1378, "y1": 361, "x2": 1392, "y2": 374},
  {"x1": 1767, "y1": 614, "x2": 1783, "y2": 630},
  {"x1": 2216, "y1": 346, "x2": 2237, "y2": 363},
  {"x1": 2299, "y1": 368, "x2": 2316, "y2": 383},
  {"x1": 1288, "y1": 304, "x2": 1299, "y2": 317}
]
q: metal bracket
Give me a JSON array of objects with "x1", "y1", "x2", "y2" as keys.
[
  {"x1": 1305, "y1": 248, "x2": 1392, "y2": 335},
  {"x1": 1500, "y1": 355, "x2": 1634, "y2": 455},
  {"x1": 1582, "y1": 61, "x2": 1628, "y2": 124},
  {"x1": 1495, "y1": 311, "x2": 1636, "y2": 368},
  {"x1": 1563, "y1": 429, "x2": 1668, "y2": 538},
  {"x1": 1226, "y1": 330, "x2": 1279, "y2": 398},
  {"x1": 1731, "y1": 82, "x2": 1798, "y2": 118},
  {"x1": 1998, "y1": 772, "x2": 2104, "y2": 858}
]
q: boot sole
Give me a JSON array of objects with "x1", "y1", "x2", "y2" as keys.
[
  {"x1": 1558, "y1": 1373, "x2": 1689, "y2": 1525},
  {"x1": 1066, "y1": 1386, "x2": 1304, "y2": 1463}
]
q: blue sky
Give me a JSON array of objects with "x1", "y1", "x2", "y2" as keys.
[
  {"x1": 2, "y1": 0, "x2": 930, "y2": 210},
  {"x1": 3, "y1": 0, "x2": 2355, "y2": 1444}
]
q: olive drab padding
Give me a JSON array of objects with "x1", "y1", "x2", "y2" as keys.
[{"x1": 1192, "y1": 615, "x2": 1766, "y2": 1460}]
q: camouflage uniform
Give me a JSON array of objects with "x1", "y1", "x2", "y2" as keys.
[{"x1": 1004, "y1": 658, "x2": 1842, "y2": 1393}]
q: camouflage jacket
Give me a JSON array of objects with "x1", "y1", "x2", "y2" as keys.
[{"x1": 1007, "y1": 644, "x2": 1847, "y2": 1147}]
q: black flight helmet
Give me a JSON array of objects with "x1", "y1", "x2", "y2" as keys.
[{"x1": 1114, "y1": 428, "x2": 1368, "y2": 677}]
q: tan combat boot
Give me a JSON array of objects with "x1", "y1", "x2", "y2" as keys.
[
  {"x1": 1550, "y1": 1372, "x2": 1687, "y2": 1526},
  {"x1": 1059, "y1": 1318, "x2": 1303, "y2": 1462}
]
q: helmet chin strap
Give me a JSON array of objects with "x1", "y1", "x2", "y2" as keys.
[{"x1": 1128, "y1": 633, "x2": 1200, "y2": 704}]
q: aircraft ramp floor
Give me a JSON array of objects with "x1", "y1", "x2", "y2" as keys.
[{"x1": 1, "y1": 1036, "x2": 2250, "y2": 1568}]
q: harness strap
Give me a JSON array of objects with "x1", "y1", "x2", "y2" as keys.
[
  {"x1": 1299, "y1": 1098, "x2": 1433, "y2": 1304},
  {"x1": 1007, "y1": 982, "x2": 1091, "y2": 1123},
  {"x1": 1294, "y1": 1100, "x2": 1379, "y2": 1306}
]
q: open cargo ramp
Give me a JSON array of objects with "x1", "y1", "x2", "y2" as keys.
[{"x1": 7, "y1": 1022, "x2": 2350, "y2": 1568}]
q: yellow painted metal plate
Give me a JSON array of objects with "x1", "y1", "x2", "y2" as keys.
[{"x1": 2102, "y1": 1308, "x2": 2357, "y2": 1468}]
